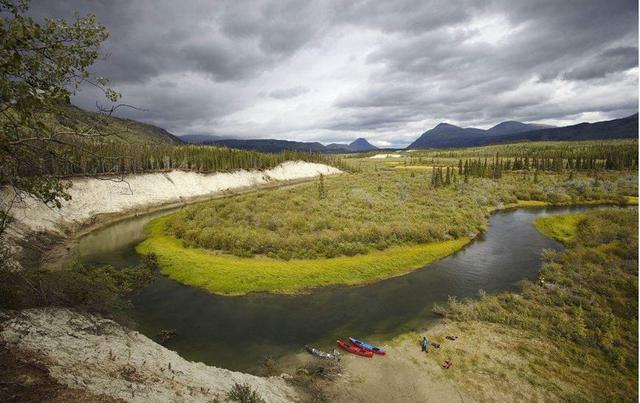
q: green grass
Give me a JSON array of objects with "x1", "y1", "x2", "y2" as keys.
[
  {"x1": 141, "y1": 166, "x2": 636, "y2": 295},
  {"x1": 436, "y1": 208, "x2": 638, "y2": 402},
  {"x1": 165, "y1": 168, "x2": 635, "y2": 261},
  {"x1": 534, "y1": 213, "x2": 586, "y2": 245},
  {"x1": 136, "y1": 216, "x2": 470, "y2": 296},
  {"x1": 516, "y1": 200, "x2": 550, "y2": 207}
]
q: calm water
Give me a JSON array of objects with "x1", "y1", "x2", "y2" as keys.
[{"x1": 75, "y1": 205, "x2": 605, "y2": 372}]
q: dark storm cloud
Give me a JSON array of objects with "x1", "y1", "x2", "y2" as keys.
[
  {"x1": 332, "y1": 0, "x2": 638, "y2": 132},
  {"x1": 564, "y1": 46, "x2": 639, "y2": 81},
  {"x1": 26, "y1": 0, "x2": 638, "y2": 144}
]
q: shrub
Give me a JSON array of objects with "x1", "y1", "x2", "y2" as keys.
[
  {"x1": 0, "y1": 255, "x2": 156, "y2": 315},
  {"x1": 226, "y1": 383, "x2": 266, "y2": 403}
]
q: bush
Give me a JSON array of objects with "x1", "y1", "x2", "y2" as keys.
[
  {"x1": 162, "y1": 168, "x2": 634, "y2": 261},
  {"x1": 0, "y1": 255, "x2": 156, "y2": 315},
  {"x1": 226, "y1": 383, "x2": 266, "y2": 403}
]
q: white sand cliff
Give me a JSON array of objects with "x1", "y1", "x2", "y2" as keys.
[
  {"x1": 0, "y1": 308, "x2": 298, "y2": 402},
  {"x1": 4, "y1": 161, "x2": 341, "y2": 234}
]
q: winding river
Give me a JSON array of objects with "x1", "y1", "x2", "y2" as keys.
[{"x1": 74, "y1": 205, "x2": 609, "y2": 372}]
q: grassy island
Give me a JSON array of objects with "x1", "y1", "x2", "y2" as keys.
[{"x1": 137, "y1": 216, "x2": 469, "y2": 295}]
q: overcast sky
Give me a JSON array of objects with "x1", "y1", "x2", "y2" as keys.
[{"x1": 30, "y1": 0, "x2": 638, "y2": 147}]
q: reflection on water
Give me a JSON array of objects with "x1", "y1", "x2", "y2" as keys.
[
  {"x1": 75, "y1": 208, "x2": 180, "y2": 267},
  {"x1": 75, "y1": 205, "x2": 613, "y2": 372}
]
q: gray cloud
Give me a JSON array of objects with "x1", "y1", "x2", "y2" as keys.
[
  {"x1": 564, "y1": 46, "x2": 639, "y2": 80},
  {"x1": 268, "y1": 86, "x2": 309, "y2": 99},
  {"x1": 27, "y1": 0, "x2": 638, "y2": 146}
]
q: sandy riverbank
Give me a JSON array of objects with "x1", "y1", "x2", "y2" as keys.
[
  {"x1": 0, "y1": 308, "x2": 298, "y2": 402},
  {"x1": 282, "y1": 319, "x2": 573, "y2": 402},
  {"x1": 2, "y1": 161, "x2": 340, "y2": 270},
  {"x1": 4, "y1": 161, "x2": 341, "y2": 235}
]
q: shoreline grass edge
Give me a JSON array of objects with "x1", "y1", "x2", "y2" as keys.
[{"x1": 136, "y1": 216, "x2": 470, "y2": 296}]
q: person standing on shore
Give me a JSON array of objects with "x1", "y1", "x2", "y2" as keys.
[{"x1": 421, "y1": 336, "x2": 429, "y2": 353}]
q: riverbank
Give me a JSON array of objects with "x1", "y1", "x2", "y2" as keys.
[
  {"x1": 0, "y1": 308, "x2": 298, "y2": 402},
  {"x1": 137, "y1": 197, "x2": 636, "y2": 296},
  {"x1": 5, "y1": 161, "x2": 341, "y2": 235},
  {"x1": 360, "y1": 207, "x2": 638, "y2": 402},
  {"x1": 137, "y1": 215, "x2": 470, "y2": 295},
  {"x1": 2, "y1": 161, "x2": 341, "y2": 270}
]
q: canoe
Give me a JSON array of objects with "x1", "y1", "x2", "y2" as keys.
[
  {"x1": 336, "y1": 339, "x2": 373, "y2": 358},
  {"x1": 349, "y1": 337, "x2": 386, "y2": 355},
  {"x1": 305, "y1": 345, "x2": 340, "y2": 361}
]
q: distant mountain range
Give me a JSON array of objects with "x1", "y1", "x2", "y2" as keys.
[
  {"x1": 327, "y1": 138, "x2": 378, "y2": 152},
  {"x1": 179, "y1": 134, "x2": 231, "y2": 144},
  {"x1": 75, "y1": 101, "x2": 635, "y2": 152},
  {"x1": 408, "y1": 114, "x2": 638, "y2": 149},
  {"x1": 180, "y1": 135, "x2": 378, "y2": 153}
]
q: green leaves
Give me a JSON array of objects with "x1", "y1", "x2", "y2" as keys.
[{"x1": 0, "y1": 0, "x2": 114, "y2": 238}]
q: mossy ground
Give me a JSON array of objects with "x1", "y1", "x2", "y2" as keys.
[
  {"x1": 137, "y1": 216, "x2": 469, "y2": 296},
  {"x1": 533, "y1": 212, "x2": 586, "y2": 244}
]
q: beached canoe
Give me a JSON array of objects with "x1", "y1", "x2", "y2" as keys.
[
  {"x1": 349, "y1": 337, "x2": 386, "y2": 355},
  {"x1": 305, "y1": 345, "x2": 340, "y2": 361},
  {"x1": 337, "y1": 339, "x2": 373, "y2": 358}
]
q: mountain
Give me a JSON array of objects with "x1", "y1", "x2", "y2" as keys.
[
  {"x1": 59, "y1": 105, "x2": 183, "y2": 145},
  {"x1": 486, "y1": 121, "x2": 553, "y2": 136},
  {"x1": 493, "y1": 114, "x2": 638, "y2": 144},
  {"x1": 408, "y1": 123, "x2": 486, "y2": 148},
  {"x1": 211, "y1": 139, "x2": 327, "y2": 153},
  {"x1": 209, "y1": 137, "x2": 378, "y2": 153},
  {"x1": 348, "y1": 137, "x2": 378, "y2": 151},
  {"x1": 325, "y1": 138, "x2": 379, "y2": 152},
  {"x1": 179, "y1": 134, "x2": 233, "y2": 144},
  {"x1": 408, "y1": 114, "x2": 637, "y2": 149}
]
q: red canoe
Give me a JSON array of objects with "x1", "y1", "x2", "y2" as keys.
[{"x1": 337, "y1": 339, "x2": 373, "y2": 358}]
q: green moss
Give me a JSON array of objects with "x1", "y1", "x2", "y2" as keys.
[
  {"x1": 136, "y1": 216, "x2": 470, "y2": 296},
  {"x1": 516, "y1": 200, "x2": 550, "y2": 207},
  {"x1": 534, "y1": 213, "x2": 586, "y2": 245}
]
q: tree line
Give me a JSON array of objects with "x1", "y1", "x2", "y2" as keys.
[
  {"x1": 10, "y1": 140, "x2": 347, "y2": 178},
  {"x1": 458, "y1": 151, "x2": 636, "y2": 181}
]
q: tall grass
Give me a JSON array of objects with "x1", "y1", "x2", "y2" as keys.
[
  {"x1": 165, "y1": 170, "x2": 635, "y2": 260},
  {"x1": 435, "y1": 208, "x2": 638, "y2": 402}
]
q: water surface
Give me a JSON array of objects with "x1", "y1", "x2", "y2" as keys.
[{"x1": 75, "y1": 205, "x2": 605, "y2": 372}]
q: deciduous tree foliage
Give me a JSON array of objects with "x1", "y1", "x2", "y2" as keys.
[{"x1": 0, "y1": 0, "x2": 115, "y2": 235}]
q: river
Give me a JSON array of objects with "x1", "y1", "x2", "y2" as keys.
[{"x1": 74, "y1": 205, "x2": 609, "y2": 372}]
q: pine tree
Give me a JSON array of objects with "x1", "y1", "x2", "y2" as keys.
[{"x1": 318, "y1": 174, "x2": 326, "y2": 199}]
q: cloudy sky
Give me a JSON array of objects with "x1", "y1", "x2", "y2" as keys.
[{"x1": 30, "y1": 0, "x2": 638, "y2": 147}]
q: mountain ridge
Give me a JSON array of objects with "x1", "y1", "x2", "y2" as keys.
[
  {"x1": 408, "y1": 115, "x2": 637, "y2": 149},
  {"x1": 182, "y1": 137, "x2": 379, "y2": 153}
]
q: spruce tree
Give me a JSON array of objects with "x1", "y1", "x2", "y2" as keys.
[{"x1": 318, "y1": 174, "x2": 326, "y2": 199}]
